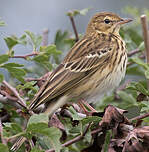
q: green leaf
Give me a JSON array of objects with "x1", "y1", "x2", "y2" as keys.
[
  {"x1": 25, "y1": 31, "x2": 42, "y2": 50},
  {"x1": 67, "y1": 8, "x2": 91, "y2": 17},
  {"x1": 18, "y1": 34, "x2": 27, "y2": 45},
  {"x1": 145, "y1": 69, "x2": 149, "y2": 79},
  {"x1": 131, "y1": 57, "x2": 149, "y2": 70},
  {"x1": 127, "y1": 82, "x2": 149, "y2": 96},
  {"x1": 4, "y1": 35, "x2": 18, "y2": 50},
  {"x1": 138, "y1": 41, "x2": 144, "y2": 50},
  {"x1": 0, "y1": 144, "x2": 9, "y2": 152},
  {"x1": 79, "y1": 8, "x2": 91, "y2": 15},
  {"x1": 28, "y1": 113, "x2": 49, "y2": 126},
  {"x1": 0, "y1": 74, "x2": 4, "y2": 83},
  {"x1": 103, "y1": 131, "x2": 111, "y2": 152},
  {"x1": 0, "y1": 54, "x2": 9, "y2": 64},
  {"x1": 68, "y1": 106, "x2": 83, "y2": 120},
  {"x1": 33, "y1": 54, "x2": 49, "y2": 63},
  {"x1": 0, "y1": 18, "x2": 6, "y2": 26},
  {"x1": 81, "y1": 116, "x2": 101, "y2": 126},
  {"x1": 30, "y1": 147, "x2": 44, "y2": 152},
  {"x1": 39, "y1": 127, "x2": 62, "y2": 152},
  {"x1": 27, "y1": 123, "x2": 48, "y2": 134},
  {"x1": 3, "y1": 66, "x2": 26, "y2": 83},
  {"x1": 3, "y1": 122, "x2": 23, "y2": 138},
  {"x1": 2, "y1": 63, "x2": 24, "y2": 68},
  {"x1": 117, "y1": 91, "x2": 136, "y2": 104}
]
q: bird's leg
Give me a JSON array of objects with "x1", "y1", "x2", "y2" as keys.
[{"x1": 78, "y1": 99, "x2": 97, "y2": 116}]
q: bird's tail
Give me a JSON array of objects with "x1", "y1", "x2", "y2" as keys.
[
  {"x1": 10, "y1": 137, "x2": 26, "y2": 151},
  {"x1": 11, "y1": 95, "x2": 68, "y2": 151}
]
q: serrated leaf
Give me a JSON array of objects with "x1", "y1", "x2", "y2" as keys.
[
  {"x1": 30, "y1": 147, "x2": 44, "y2": 152},
  {"x1": 18, "y1": 34, "x2": 27, "y2": 45},
  {"x1": 117, "y1": 91, "x2": 136, "y2": 104},
  {"x1": 4, "y1": 35, "x2": 18, "y2": 50},
  {"x1": 68, "y1": 106, "x2": 83, "y2": 120},
  {"x1": 0, "y1": 144, "x2": 9, "y2": 152},
  {"x1": 28, "y1": 113, "x2": 49, "y2": 126},
  {"x1": 81, "y1": 116, "x2": 101, "y2": 125},
  {"x1": 33, "y1": 54, "x2": 49, "y2": 63},
  {"x1": 131, "y1": 57, "x2": 149, "y2": 70},
  {"x1": 0, "y1": 54, "x2": 9, "y2": 64},
  {"x1": 0, "y1": 74, "x2": 4, "y2": 82},
  {"x1": 39, "y1": 127, "x2": 62, "y2": 152},
  {"x1": 27, "y1": 123, "x2": 48, "y2": 134},
  {"x1": 2, "y1": 62, "x2": 24, "y2": 68},
  {"x1": 25, "y1": 31, "x2": 42, "y2": 50},
  {"x1": 127, "y1": 82, "x2": 149, "y2": 96},
  {"x1": 4, "y1": 67, "x2": 26, "y2": 83},
  {"x1": 3, "y1": 123, "x2": 22, "y2": 138}
]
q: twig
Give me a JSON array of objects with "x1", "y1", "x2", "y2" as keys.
[
  {"x1": 2, "y1": 80, "x2": 26, "y2": 108},
  {"x1": 46, "y1": 123, "x2": 91, "y2": 152},
  {"x1": 0, "y1": 119, "x2": 7, "y2": 145},
  {"x1": 130, "y1": 112, "x2": 149, "y2": 122},
  {"x1": 42, "y1": 28, "x2": 49, "y2": 46},
  {"x1": 127, "y1": 48, "x2": 141, "y2": 57},
  {"x1": 25, "y1": 77, "x2": 42, "y2": 82},
  {"x1": 0, "y1": 93, "x2": 22, "y2": 109},
  {"x1": 69, "y1": 16, "x2": 79, "y2": 42},
  {"x1": 141, "y1": 15, "x2": 149, "y2": 88},
  {"x1": 12, "y1": 52, "x2": 39, "y2": 60},
  {"x1": 141, "y1": 15, "x2": 149, "y2": 62}
]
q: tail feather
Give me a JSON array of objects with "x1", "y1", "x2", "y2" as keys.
[
  {"x1": 11, "y1": 137, "x2": 26, "y2": 151},
  {"x1": 11, "y1": 95, "x2": 68, "y2": 151}
]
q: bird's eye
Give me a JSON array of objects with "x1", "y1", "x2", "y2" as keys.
[{"x1": 104, "y1": 19, "x2": 110, "y2": 24}]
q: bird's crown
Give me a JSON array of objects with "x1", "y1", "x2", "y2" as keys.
[{"x1": 86, "y1": 12, "x2": 132, "y2": 35}]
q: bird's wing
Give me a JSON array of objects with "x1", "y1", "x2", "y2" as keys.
[{"x1": 29, "y1": 36, "x2": 114, "y2": 110}]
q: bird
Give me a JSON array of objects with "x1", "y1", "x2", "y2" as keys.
[{"x1": 11, "y1": 12, "x2": 132, "y2": 151}]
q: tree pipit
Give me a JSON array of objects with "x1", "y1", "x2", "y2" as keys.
[{"x1": 11, "y1": 12, "x2": 132, "y2": 151}]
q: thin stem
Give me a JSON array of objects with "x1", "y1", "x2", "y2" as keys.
[
  {"x1": 6, "y1": 132, "x2": 25, "y2": 141},
  {"x1": 127, "y1": 48, "x2": 141, "y2": 57},
  {"x1": 12, "y1": 52, "x2": 39, "y2": 60},
  {"x1": 130, "y1": 112, "x2": 149, "y2": 122},
  {"x1": 46, "y1": 123, "x2": 91, "y2": 152},
  {"x1": 69, "y1": 16, "x2": 79, "y2": 42},
  {"x1": 141, "y1": 15, "x2": 149, "y2": 88},
  {"x1": 0, "y1": 119, "x2": 7, "y2": 145},
  {"x1": 2, "y1": 80, "x2": 26, "y2": 108},
  {"x1": 42, "y1": 28, "x2": 49, "y2": 46}
]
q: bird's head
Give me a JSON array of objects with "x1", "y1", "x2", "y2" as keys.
[{"x1": 86, "y1": 12, "x2": 132, "y2": 35}]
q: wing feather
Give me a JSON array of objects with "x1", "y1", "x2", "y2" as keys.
[{"x1": 29, "y1": 35, "x2": 114, "y2": 110}]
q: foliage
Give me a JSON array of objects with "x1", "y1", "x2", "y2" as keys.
[{"x1": 0, "y1": 7, "x2": 149, "y2": 152}]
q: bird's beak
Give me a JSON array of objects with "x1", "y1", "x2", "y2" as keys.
[{"x1": 118, "y1": 18, "x2": 133, "y2": 25}]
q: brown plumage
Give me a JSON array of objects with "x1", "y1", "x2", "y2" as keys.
[{"x1": 11, "y1": 12, "x2": 132, "y2": 151}]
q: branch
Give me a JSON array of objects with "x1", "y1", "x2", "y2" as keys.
[
  {"x1": 46, "y1": 123, "x2": 91, "y2": 152},
  {"x1": 69, "y1": 16, "x2": 79, "y2": 42},
  {"x1": 2, "y1": 80, "x2": 26, "y2": 108},
  {"x1": 127, "y1": 48, "x2": 141, "y2": 57},
  {"x1": 12, "y1": 52, "x2": 39, "y2": 60},
  {"x1": 42, "y1": 28, "x2": 49, "y2": 46},
  {"x1": 141, "y1": 15, "x2": 149, "y2": 88},
  {"x1": 0, "y1": 93, "x2": 22, "y2": 109},
  {"x1": 0, "y1": 119, "x2": 7, "y2": 145},
  {"x1": 141, "y1": 15, "x2": 149, "y2": 63},
  {"x1": 130, "y1": 112, "x2": 149, "y2": 122}
]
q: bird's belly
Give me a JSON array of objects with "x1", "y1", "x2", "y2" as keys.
[{"x1": 83, "y1": 64, "x2": 126, "y2": 103}]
